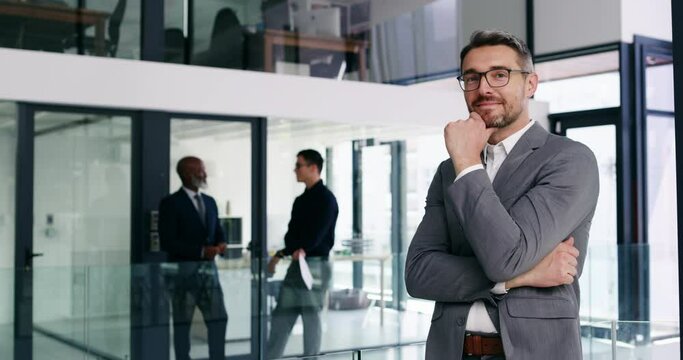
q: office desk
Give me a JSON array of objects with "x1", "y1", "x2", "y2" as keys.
[
  {"x1": 331, "y1": 253, "x2": 391, "y2": 325},
  {"x1": 0, "y1": 1, "x2": 110, "y2": 55},
  {"x1": 263, "y1": 29, "x2": 369, "y2": 81}
]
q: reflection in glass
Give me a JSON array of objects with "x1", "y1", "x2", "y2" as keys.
[
  {"x1": 566, "y1": 125, "x2": 618, "y2": 321},
  {"x1": 0, "y1": 102, "x2": 16, "y2": 360},
  {"x1": 161, "y1": 0, "x2": 460, "y2": 83},
  {"x1": 0, "y1": 0, "x2": 140, "y2": 59},
  {"x1": 169, "y1": 118, "x2": 253, "y2": 358},
  {"x1": 32, "y1": 113, "x2": 132, "y2": 359},
  {"x1": 646, "y1": 115, "x2": 678, "y2": 326}
]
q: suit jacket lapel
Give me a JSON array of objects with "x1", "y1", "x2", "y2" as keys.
[
  {"x1": 178, "y1": 189, "x2": 207, "y2": 230},
  {"x1": 491, "y1": 122, "x2": 548, "y2": 194}
]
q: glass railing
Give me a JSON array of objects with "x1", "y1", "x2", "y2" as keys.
[{"x1": 0, "y1": 242, "x2": 679, "y2": 359}]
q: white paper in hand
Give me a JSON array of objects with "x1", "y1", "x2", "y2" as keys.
[{"x1": 299, "y1": 256, "x2": 314, "y2": 290}]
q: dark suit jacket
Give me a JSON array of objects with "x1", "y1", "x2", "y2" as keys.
[
  {"x1": 159, "y1": 188, "x2": 226, "y2": 262},
  {"x1": 406, "y1": 123, "x2": 599, "y2": 360}
]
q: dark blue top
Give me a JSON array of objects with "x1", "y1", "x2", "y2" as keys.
[
  {"x1": 159, "y1": 189, "x2": 226, "y2": 262},
  {"x1": 281, "y1": 180, "x2": 338, "y2": 258}
]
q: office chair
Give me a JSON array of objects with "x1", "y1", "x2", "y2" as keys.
[
  {"x1": 62, "y1": 0, "x2": 127, "y2": 57},
  {"x1": 164, "y1": 28, "x2": 186, "y2": 64}
]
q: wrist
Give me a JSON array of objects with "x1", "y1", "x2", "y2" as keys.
[
  {"x1": 452, "y1": 157, "x2": 481, "y2": 174},
  {"x1": 506, "y1": 273, "x2": 527, "y2": 289}
]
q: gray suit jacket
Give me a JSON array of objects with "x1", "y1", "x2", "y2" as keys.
[{"x1": 405, "y1": 123, "x2": 599, "y2": 360}]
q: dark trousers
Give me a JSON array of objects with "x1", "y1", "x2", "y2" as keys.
[
  {"x1": 266, "y1": 258, "x2": 331, "y2": 359},
  {"x1": 169, "y1": 262, "x2": 228, "y2": 360},
  {"x1": 266, "y1": 305, "x2": 322, "y2": 358},
  {"x1": 462, "y1": 356, "x2": 505, "y2": 360}
]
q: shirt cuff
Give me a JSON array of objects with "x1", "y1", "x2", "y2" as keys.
[
  {"x1": 453, "y1": 164, "x2": 484, "y2": 183},
  {"x1": 491, "y1": 282, "x2": 508, "y2": 295}
]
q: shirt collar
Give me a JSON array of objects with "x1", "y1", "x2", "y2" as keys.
[
  {"x1": 182, "y1": 186, "x2": 200, "y2": 199},
  {"x1": 484, "y1": 120, "x2": 535, "y2": 161}
]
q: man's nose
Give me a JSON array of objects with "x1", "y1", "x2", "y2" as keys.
[{"x1": 478, "y1": 76, "x2": 494, "y2": 95}]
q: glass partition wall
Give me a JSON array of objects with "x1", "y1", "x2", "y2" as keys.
[
  {"x1": 0, "y1": 0, "x2": 141, "y2": 59},
  {"x1": 266, "y1": 118, "x2": 443, "y2": 357},
  {"x1": 169, "y1": 118, "x2": 255, "y2": 359},
  {"x1": 0, "y1": 102, "x2": 17, "y2": 360},
  {"x1": 162, "y1": 0, "x2": 460, "y2": 83},
  {"x1": 31, "y1": 111, "x2": 133, "y2": 359}
]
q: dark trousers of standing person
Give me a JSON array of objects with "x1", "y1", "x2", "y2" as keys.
[
  {"x1": 169, "y1": 262, "x2": 228, "y2": 360},
  {"x1": 266, "y1": 258, "x2": 331, "y2": 359}
]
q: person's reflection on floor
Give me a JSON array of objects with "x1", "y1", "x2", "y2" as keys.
[
  {"x1": 159, "y1": 156, "x2": 228, "y2": 360},
  {"x1": 266, "y1": 150, "x2": 338, "y2": 359}
]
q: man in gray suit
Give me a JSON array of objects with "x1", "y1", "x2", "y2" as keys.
[{"x1": 405, "y1": 30, "x2": 599, "y2": 360}]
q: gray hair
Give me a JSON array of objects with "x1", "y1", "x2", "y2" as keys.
[{"x1": 460, "y1": 30, "x2": 534, "y2": 71}]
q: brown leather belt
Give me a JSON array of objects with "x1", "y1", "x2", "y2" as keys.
[{"x1": 463, "y1": 333, "x2": 504, "y2": 356}]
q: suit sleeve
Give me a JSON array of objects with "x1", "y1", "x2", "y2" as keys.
[
  {"x1": 210, "y1": 198, "x2": 226, "y2": 245},
  {"x1": 159, "y1": 197, "x2": 203, "y2": 258},
  {"x1": 448, "y1": 143, "x2": 599, "y2": 282},
  {"x1": 405, "y1": 162, "x2": 497, "y2": 303}
]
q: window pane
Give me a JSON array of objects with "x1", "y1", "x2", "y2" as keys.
[
  {"x1": 535, "y1": 72, "x2": 621, "y2": 113},
  {"x1": 0, "y1": 0, "x2": 141, "y2": 59},
  {"x1": 33, "y1": 113, "x2": 132, "y2": 359},
  {"x1": 645, "y1": 56, "x2": 675, "y2": 112},
  {"x1": 267, "y1": 118, "x2": 436, "y2": 356},
  {"x1": 566, "y1": 125, "x2": 618, "y2": 321},
  {"x1": 0, "y1": 102, "x2": 16, "y2": 360},
  {"x1": 535, "y1": 50, "x2": 620, "y2": 113},
  {"x1": 162, "y1": 0, "x2": 460, "y2": 84},
  {"x1": 169, "y1": 118, "x2": 253, "y2": 358},
  {"x1": 646, "y1": 115, "x2": 678, "y2": 325}
]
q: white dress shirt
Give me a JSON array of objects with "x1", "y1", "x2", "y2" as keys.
[
  {"x1": 454, "y1": 119, "x2": 536, "y2": 333},
  {"x1": 183, "y1": 186, "x2": 203, "y2": 212}
]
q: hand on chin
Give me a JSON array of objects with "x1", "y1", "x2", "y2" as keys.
[{"x1": 475, "y1": 110, "x2": 500, "y2": 128}]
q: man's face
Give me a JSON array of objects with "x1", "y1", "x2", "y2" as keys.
[
  {"x1": 186, "y1": 160, "x2": 208, "y2": 189},
  {"x1": 461, "y1": 45, "x2": 537, "y2": 128},
  {"x1": 294, "y1": 156, "x2": 315, "y2": 183}
]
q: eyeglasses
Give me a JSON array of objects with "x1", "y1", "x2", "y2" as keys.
[{"x1": 456, "y1": 69, "x2": 530, "y2": 91}]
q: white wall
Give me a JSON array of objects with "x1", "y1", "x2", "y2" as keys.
[
  {"x1": 621, "y1": 0, "x2": 672, "y2": 42},
  {"x1": 534, "y1": 0, "x2": 622, "y2": 55},
  {"x1": 0, "y1": 48, "x2": 471, "y2": 129},
  {"x1": 461, "y1": 0, "x2": 527, "y2": 52}
]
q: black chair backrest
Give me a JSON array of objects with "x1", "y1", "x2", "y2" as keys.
[{"x1": 164, "y1": 28, "x2": 185, "y2": 64}]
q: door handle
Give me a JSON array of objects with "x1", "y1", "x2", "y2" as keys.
[{"x1": 24, "y1": 249, "x2": 43, "y2": 271}]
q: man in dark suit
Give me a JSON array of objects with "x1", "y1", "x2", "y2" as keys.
[
  {"x1": 159, "y1": 156, "x2": 228, "y2": 360},
  {"x1": 406, "y1": 30, "x2": 599, "y2": 359}
]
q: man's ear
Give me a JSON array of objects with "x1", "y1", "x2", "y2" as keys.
[{"x1": 526, "y1": 72, "x2": 539, "y2": 98}]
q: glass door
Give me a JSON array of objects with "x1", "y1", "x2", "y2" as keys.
[
  {"x1": 15, "y1": 105, "x2": 134, "y2": 360},
  {"x1": 0, "y1": 102, "x2": 17, "y2": 360},
  {"x1": 353, "y1": 140, "x2": 406, "y2": 311},
  {"x1": 639, "y1": 39, "x2": 677, "y2": 334},
  {"x1": 551, "y1": 109, "x2": 620, "y2": 323}
]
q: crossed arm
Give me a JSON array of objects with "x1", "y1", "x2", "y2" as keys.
[{"x1": 405, "y1": 152, "x2": 593, "y2": 303}]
